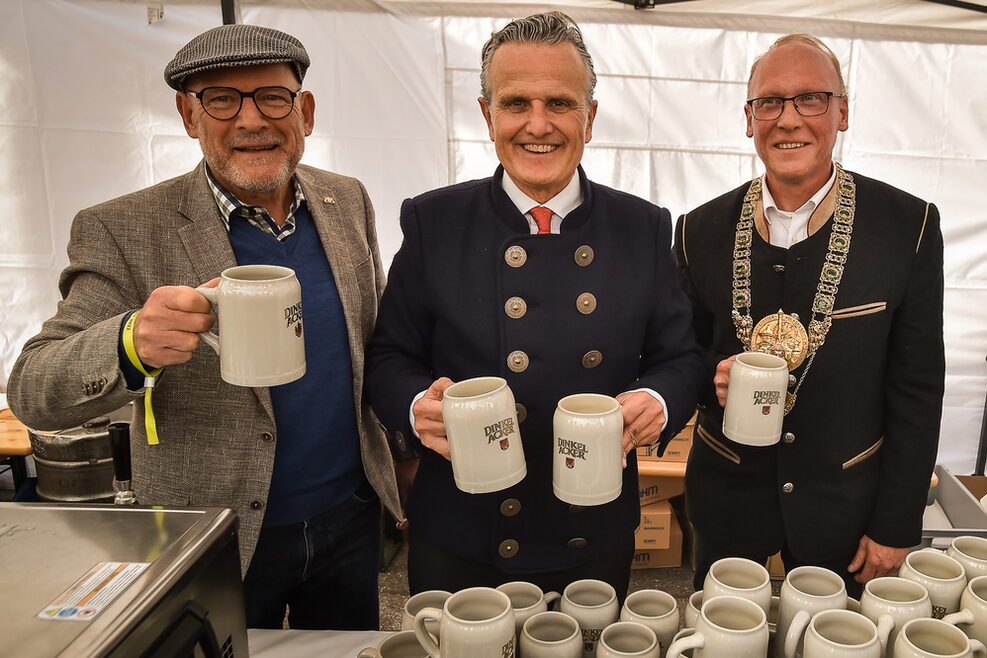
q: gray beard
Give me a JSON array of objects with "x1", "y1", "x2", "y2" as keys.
[
  {"x1": 201, "y1": 134, "x2": 303, "y2": 193},
  {"x1": 213, "y1": 155, "x2": 295, "y2": 192}
]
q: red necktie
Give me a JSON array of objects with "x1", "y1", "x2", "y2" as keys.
[{"x1": 530, "y1": 206, "x2": 553, "y2": 235}]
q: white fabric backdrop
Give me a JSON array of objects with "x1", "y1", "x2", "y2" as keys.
[{"x1": 1, "y1": 0, "x2": 984, "y2": 472}]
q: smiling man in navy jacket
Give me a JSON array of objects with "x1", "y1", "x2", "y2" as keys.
[{"x1": 366, "y1": 11, "x2": 703, "y2": 599}]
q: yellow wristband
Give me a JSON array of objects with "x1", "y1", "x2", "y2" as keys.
[{"x1": 122, "y1": 311, "x2": 164, "y2": 445}]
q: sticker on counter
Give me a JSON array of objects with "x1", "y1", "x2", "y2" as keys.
[{"x1": 37, "y1": 561, "x2": 150, "y2": 621}]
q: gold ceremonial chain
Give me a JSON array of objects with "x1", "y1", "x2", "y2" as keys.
[{"x1": 731, "y1": 164, "x2": 856, "y2": 414}]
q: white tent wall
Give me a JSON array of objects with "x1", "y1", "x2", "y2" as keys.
[{"x1": 1, "y1": 0, "x2": 985, "y2": 473}]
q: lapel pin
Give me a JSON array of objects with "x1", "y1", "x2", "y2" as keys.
[{"x1": 323, "y1": 196, "x2": 335, "y2": 204}]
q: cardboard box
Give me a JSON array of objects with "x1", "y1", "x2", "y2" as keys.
[
  {"x1": 638, "y1": 475, "x2": 685, "y2": 506},
  {"x1": 637, "y1": 431, "x2": 692, "y2": 463},
  {"x1": 632, "y1": 512, "x2": 683, "y2": 569},
  {"x1": 635, "y1": 500, "x2": 673, "y2": 549},
  {"x1": 766, "y1": 552, "x2": 786, "y2": 581},
  {"x1": 636, "y1": 414, "x2": 695, "y2": 463},
  {"x1": 958, "y1": 475, "x2": 987, "y2": 501}
]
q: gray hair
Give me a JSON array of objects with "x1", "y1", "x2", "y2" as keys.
[
  {"x1": 480, "y1": 11, "x2": 596, "y2": 105},
  {"x1": 748, "y1": 34, "x2": 847, "y2": 97}
]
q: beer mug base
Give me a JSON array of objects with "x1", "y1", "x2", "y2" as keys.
[
  {"x1": 455, "y1": 464, "x2": 526, "y2": 495},
  {"x1": 222, "y1": 362, "x2": 306, "y2": 388},
  {"x1": 721, "y1": 425, "x2": 780, "y2": 447},
  {"x1": 553, "y1": 482, "x2": 621, "y2": 506}
]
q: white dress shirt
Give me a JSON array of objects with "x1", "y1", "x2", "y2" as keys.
[
  {"x1": 762, "y1": 165, "x2": 837, "y2": 248},
  {"x1": 501, "y1": 170, "x2": 582, "y2": 234}
]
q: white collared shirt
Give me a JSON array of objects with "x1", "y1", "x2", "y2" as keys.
[
  {"x1": 762, "y1": 165, "x2": 837, "y2": 248},
  {"x1": 501, "y1": 171, "x2": 582, "y2": 234}
]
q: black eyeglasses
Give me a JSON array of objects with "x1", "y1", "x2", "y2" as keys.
[
  {"x1": 185, "y1": 86, "x2": 300, "y2": 120},
  {"x1": 747, "y1": 91, "x2": 844, "y2": 121}
]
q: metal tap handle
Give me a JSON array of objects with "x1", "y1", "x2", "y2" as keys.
[{"x1": 108, "y1": 422, "x2": 132, "y2": 482}]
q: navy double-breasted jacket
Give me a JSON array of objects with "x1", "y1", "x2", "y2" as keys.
[
  {"x1": 674, "y1": 170, "x2": 945, "y2": 563},
  {"x1": 366, "y1": 166, "x2": 703, "y2": 573}
]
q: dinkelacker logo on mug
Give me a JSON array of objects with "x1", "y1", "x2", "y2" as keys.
[
  {"x1": 284, "y1": 301, "x2": 303, "y2": 337},
  {"x1": 559, "y1": 438, "x2": 589, "y2": 470},
  {"x1": 753, "y1": 389, "x2": 780, "y2": 415},
  {"x1": 284, "y1": 302, "x2": 302, "y2": 327},
  {"x1": 484, "y1": 417, "x2": 515, "y2": 450}
]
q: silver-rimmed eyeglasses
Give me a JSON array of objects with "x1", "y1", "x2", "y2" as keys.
[
  {"x1": 747, "y1": 91, "x2": 844, "y2": 121},
  {"x1": 186, "y1": 86, "x2": 300, "y2": 120}
]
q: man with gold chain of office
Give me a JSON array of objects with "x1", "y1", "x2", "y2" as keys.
[{"x1": 674, "y1": 33, "x2": 945, "y2": 597}]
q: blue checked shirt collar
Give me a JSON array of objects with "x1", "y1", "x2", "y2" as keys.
[{"x1": 203, "y1": 163, "x2": 306, "y2": 241}]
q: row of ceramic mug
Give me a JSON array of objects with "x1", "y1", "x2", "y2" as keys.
[
  {"x1": 686, "y1": 544, "x2": 987, "y2": 657},
  {"x1": 675, "y1": 592, "x2": 987, "y2": 658},
  {"x1": 361, "y1": 617, "x2": 661, "y2": 658},
  {"x1": 442, "y1": 377, "x2": 626, "y2": 505},
  {"x1": 362, "y1": 579, "x2": 679, "y2": 657}
]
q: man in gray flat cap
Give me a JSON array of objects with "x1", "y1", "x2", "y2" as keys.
[{"x1": 8, "y1": 24, "x2": 400, "y2": 630}]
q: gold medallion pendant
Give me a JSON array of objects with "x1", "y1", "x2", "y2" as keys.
[
  {"x1": 750, "y1": 310, "x2": 809, "y2": 370},
  {"x1": 730, "y1": 164, "x2": 857, "y2": 414}
]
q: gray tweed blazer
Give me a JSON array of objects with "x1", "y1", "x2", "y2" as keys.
[{"x1": 7, "y1": 163, "x2": 401, "y2": 574}]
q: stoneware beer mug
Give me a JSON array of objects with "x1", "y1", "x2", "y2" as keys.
[
  {"x1": 620, "y1": 589, "x2": 679, "y2": 656},
  {"x1": 775, "y1": 565, "x2": 847, "y2": 658},
  {"x1": 900, "y1": 549, "x2": 967, "y2": 618},
  {"x1": 496, "y1": 581, "x2": 561, "y2": 638},
  {"x1": 684, "y1": 591, "x2": 704, "y2": 631},
  {"x1": 801, "y1": 609, "x2": 889, "y2": 658},
  {"x1": 948, "y1": 536, "x2": 987, "y2": 581},
  {"x1": 894, "y1": 617, "x2": 987, "y2": 657},
  {"x1": 413, "y1": 586, "x2": 516, "y2": 658},
  {"x1": 943, "y1": 576, "x2": 987, "y2": 645},
  {"x1": 358, "y1": 630, "x2": 429, "y2": 658},
  {"x1": 666, "y1": 595, "x2": 769, "y2": 658},
  {"x1": 598, "y1": 621, "x2": 660, "y2": 658},
  {"x1": 196, "y1": 264, "x2": 305, "y2": 387},
  {"x1": 722, "y1": 352, "x2": 789, "y2": 446},
  {"x1": 402, "y1": 590, "x2": 452, "y2": 638},
  {"x1": 520, "y1": 611, "x2": 583, "y2": 658},
  {"x1": 703, "y1": 556, "x2": 773, "y2": 615},
  {"x1": 561, "y1": 579, "x2": 620, "y2": 657},
  {"x1": 441, "y1": 377, "x2": 526, "y2": 494},
  {"x1": 553, "y1": 393, "x2": 624, "y2": 506},
  {"x1": 859, "y1": 576, "x2": 933, "y2": 653}
]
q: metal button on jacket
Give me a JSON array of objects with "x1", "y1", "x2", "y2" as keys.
[
  {"x1": 498, "y1": 539, "x2": 519, "y2": 558},
  {"x1": 582, "y1": 350, "x2": 603, "y2": 369},
  {"x1": 789, "y1": 374, "x2": 797, "y2": 388},
  {"x1": 505, "y1": 246, "x2": 527, "y2": 268},
  {"x1": 568, "y1": 538, "x2": 588, "y2": 550},
  {"x1": 500, "y1": 499, "x2": 521, "y2": 517},
  {"x1": 782, "y1": 432, "x2": 795, "y2": 444},
  {"x1": 249, "y1": 499, "x2": 264, "y2": 510},
  {"x1": 515, "y1": 403, "x2": 527, "y2": 423},
  {"x1": 505, "y1": 297, "x2": 527, "y2": 319},
  {"x1": 773, "y1": 264, "x2": 786, "y2": 273},
  {"x1": 261, "y1": 432, "x2": 274, "y2": 443},
  {"x1": 507, "y1": 351, "x2": 529, "y2": 373},
  {"x1": 782, "y1": 483, "x2": 794, "y2": 494},
  {"x1": 574, "y1": 245, "x2": 595, "y2": 266},
  {"x1": 576, "y1": 292, "x2": 597, "y2": 315}
]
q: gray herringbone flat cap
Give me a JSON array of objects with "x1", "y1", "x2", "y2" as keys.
[{"x1": 164, "y1": 24, "x2": 310, "y2": 90}]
